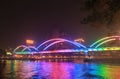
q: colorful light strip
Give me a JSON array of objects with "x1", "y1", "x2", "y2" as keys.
[
  {"x1": 90, "y1": 35, "x2": 120, "y2": 47},
  {"x1": 95, "y1": 38, "x2": 116, "y2": 48},
  {"x1": 37, "y1": 38, "x2": 86, "y2": 50},
  {"x1": 43, "y1": 40, "x2": 86, "y2": 50},
  {"x1": 37, "y1": 38, "x2": 68, "y2": 50},
  {"x1": 16, "y1": 47, "x2": 120, "y2": 54},
  {"x1": 13, "y1": 45, "x2": 31, "y2": 53},
  {"x1": 22, "y1": 46, "x2": 38, "y2": 52},
  {"x1": 38, "y1": 49, "x2": 86, "y2": 53},
  {"x1": 43, "y1": 40, "x2": 64, "y2": 50},
  {"x1": 16, "y1": 52, "x2": 31, "y2": 54},
  {"x1": 13, "y1": 36, "x2": 120, "y2": 54}
]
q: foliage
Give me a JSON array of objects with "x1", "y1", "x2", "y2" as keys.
[{"x1": 81, "y1": 0, "x2": 120, "y2": 25}]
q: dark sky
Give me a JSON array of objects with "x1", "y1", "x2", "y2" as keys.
[{"x1": 0, "y1": 0, "x2": 109, "y2": 49}]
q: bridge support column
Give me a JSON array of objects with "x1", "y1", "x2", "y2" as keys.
[{"x1": 84, "y1": 51, "x2": 93, "y2": 62}]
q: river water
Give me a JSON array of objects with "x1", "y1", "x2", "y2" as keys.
[{"x1": 0, "y1": 60, "x2": 120, "y2": 79}]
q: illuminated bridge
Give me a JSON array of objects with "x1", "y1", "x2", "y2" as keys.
[{"x1": 13, "y1": 35, "x2": 120, "y2": 57}]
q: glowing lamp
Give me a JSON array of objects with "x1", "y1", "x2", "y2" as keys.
[
  {"x1": 26, "y1": 39, "x2": 34, "y2": 45},
  {"x1": 6, "y1": 52, "x2": 12, "y2": 55},
  {"x1": 74, "y1": 38, "x2": 85, "y2": 43}
]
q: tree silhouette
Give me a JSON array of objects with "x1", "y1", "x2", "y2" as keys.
[{"x1": 81, "y1": 0, "x2": 120, "y2": 35}]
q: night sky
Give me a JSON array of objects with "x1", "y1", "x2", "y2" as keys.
[{"x1": 0, "y1": 0, "x2": 116, "y2": 49}]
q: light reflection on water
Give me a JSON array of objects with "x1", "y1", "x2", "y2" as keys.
[{"x1": 0, "y1": 60, "x2": 120, "y2": 79}]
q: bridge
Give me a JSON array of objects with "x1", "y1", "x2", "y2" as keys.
[
  {"x1": 10, "y1": 35, "x2": 120, "y2": 60},
  {"x1": 15, "y1": 47, "x2": 120, "y2": 54}
]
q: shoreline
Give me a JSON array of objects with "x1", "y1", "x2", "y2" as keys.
[{"x1": 0, "y1": 57, "x2": 120, "y2": 63}]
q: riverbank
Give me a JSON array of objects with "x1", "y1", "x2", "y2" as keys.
[{"x1": 0, "y1": 57, "x2": 120, "y2": 63}]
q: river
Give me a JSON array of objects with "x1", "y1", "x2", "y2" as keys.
[{"x1": 0, "y1": 60, "x2": 120, "y2": 79}]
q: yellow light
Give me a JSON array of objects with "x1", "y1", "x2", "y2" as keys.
[
  {"x1": 6, "y1": 52, "x2": 12, "y2": 55},
  {"x1": 74, "y1": 38, "x2": 85, "y2": 43},
  {"x1": 26, "y1": 39, "x2": 34, "y2": 44}
]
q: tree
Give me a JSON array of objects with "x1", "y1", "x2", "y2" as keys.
[{"x1": 81, "y1": 0, "x2": 120, "y2": 35}]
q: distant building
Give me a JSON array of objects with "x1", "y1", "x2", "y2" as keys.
[{"x1": 0, "y1": 49, "x2": 6, "y2": 56}]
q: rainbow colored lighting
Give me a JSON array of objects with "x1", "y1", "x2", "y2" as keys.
[
  {"x1": 13, "y1": 36, "x2": 120, "y2": 55},
  {"x1": 43, "y1": 40, "x2": 64, "y2": 50},
  {"x1": 13, "y1": 45, "x2": 31, "y2": 52},
  {"x1": 95, "y1": 38, "x2": 116, "y2": 48},
  {"x1": 15, "y1": 47, "x2": 120, "y2": 54},
  {"x1": 43, "y1": 40, "x2": 86, "y2": 50},
  {"x1": 90, "y1": 35, "x2": 120, "y2": 47},
  {"x1": 22, "y1": 46, "x2": 38, "y2": 52},
  {"x1": 37, "y1": 38, "x2": 86, "y2": 50},
  {"x1": 38, "y1": 49, "x2": 86, "y2": 53},
  {"x1": 16, "y1": 52, "x2": 31, "y2": 54},
  {"x1": 37, "y1": 38, "x2": 68, "y2": 49}
]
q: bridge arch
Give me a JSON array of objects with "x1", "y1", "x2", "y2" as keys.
[
  {"x1": 13, "y1": 45, "x2": 31, "y2": 53},
  {"x1": 43, "y1": 40, "x2": 86, "y2": 50},
  {"x1": 90, "y1": 35, "x2": 120, "y2": 48},
  {"x1": 37, "y1": 38, "x2": 86, "y2": 50},
  {"x1": 22, "y1": 46, "x2": 38, "y2": 52}
]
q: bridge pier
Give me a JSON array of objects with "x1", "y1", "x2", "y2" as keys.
[{"x1": 83, "y1": 51, "x2": 93, "y2": 62}]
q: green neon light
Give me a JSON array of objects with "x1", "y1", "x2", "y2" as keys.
[
  {"x1": 97, "y1": 48, "x2": 104, "y2": 51},
  {"x1": 16, "y1": 52, "x2": 30, "y2": 54},
  {"x1": 95, "y1": 38, "x2": 116, "y2": 48},
  {"x1": 90, "y1": 36, "x2": 120, "y2": 47},
  {"x1": 90, "y1": 64, "x2": 110, "y2": 78},
  {"x1": 13, "y1": 45, "x2": 31, "y2": 52},
  {"x1": 97, "y1": 64, "x2": 109, "y2": 77}
]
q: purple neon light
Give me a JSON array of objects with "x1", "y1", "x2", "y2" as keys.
[
  {"x1": 22, "y1": 46, "x2": 38, "y2": 52},
  {"x1": 43, "y1": 40, "x2": 86, "y2": 50},
  {"x1": 37, "y1": 38, "x2": 86, "y2": 50}
]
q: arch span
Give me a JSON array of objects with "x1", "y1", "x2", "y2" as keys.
[
  {"x1": 37, "y1": 38, "x2": 86, "y2": 50},
  {"x1": 22, "y1": 46, "x2": 38, "y2": 52},
  {"x1": 43, "y1": 40, "x2": 63, "y2": 50},
  {"x1": 90, "y1": 35, "x2": 120, "y2": 48},
  {"x1": 43, "y1": 40, "x2": 86, "y2": 50},
  {"x1": 13, "y1": 45, "x2": 31, "y2": 52},
  {"x1": 95, "y1": 38, "x2": 116, "y2": 48}
]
